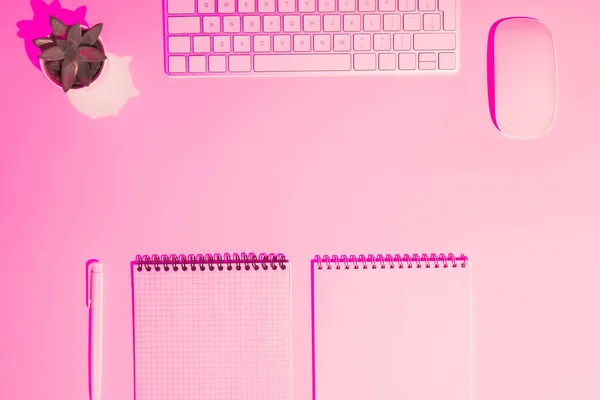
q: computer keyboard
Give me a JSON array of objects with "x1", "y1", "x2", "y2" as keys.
[{"x1": 163, "y1": 0, "x2": 459, "y2": 75}]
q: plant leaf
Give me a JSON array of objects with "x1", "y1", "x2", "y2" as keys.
[
  {"x1": 67, "y1": 22, "x2": 82, "y2": 46},
  {"x1": 33, "y1": 37, "x2": 55, "y2": 48},
  {"x1": 77, "y1": 62, "x2": 92, "y2": 86},
  {"x1": 56, "y1": 40, "x2": 70, "y2": 52},
  {"x1": 61, "y1": 59, "x2": 78, "y2": 92},
  {"x1": 50, "y1": 16, "x2": 68, "y2": 38},
  {"x1": 64, "y1": 47, "x2": 78, "y2": 62},
  {"x1": 38, "y1": 46, "x2": 66, "y2": 61},
  {"x1": 79, "y1": 46, "x2": 107, "y2": 63},
  {"x1": 81, "y1": 23, "x2": 103, "y2": 46},
  {"x1": 77, "y1": 61, "x2": 92, "y2": 86}
]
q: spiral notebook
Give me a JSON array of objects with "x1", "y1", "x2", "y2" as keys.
[
  {"x1": 311, "y1": 253, "x2": 472, "y2": 400},
  {"x1": 131, "y1": 253, "x2": 292, "y2": 400}
]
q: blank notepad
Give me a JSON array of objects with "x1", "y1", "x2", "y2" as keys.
[
  {"x1": 132, "y1": 253, "x2": 292, "y2": 400},
  {"x1": 311, "y1": 253, "x2": 472, "y2": 400}
]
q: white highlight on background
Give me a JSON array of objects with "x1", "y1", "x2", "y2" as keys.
[{"x1": 67, "y1": 53, "x2": 140, "y2": 119}]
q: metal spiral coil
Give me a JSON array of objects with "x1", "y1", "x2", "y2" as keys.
[
  {"x1": 134, "y1": 252, "x2": 287, "y2": 272},
  {"x1": 313, "y1": 253, "x2": 468, "y2": 270}
]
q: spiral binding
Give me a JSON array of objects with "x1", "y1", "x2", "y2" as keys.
[
  {"x1": 313, "y1": 253, "x2": 468, "y2": 270},
  {"x1": 134, "y1": 253, "x2": 288, "y2": 272}
]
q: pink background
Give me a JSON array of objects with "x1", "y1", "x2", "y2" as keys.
[{"x1": 1, "y1": 0, "x2": 599, "y2": 399}]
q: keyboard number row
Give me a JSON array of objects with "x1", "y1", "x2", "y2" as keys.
[
  {"x1": 168, "y1": 0, "x2": 454, "y2": 15},
  {"x1": 168, "y1": 32, "x2": 455, "y2": 53},
  {"x1": 168, "y1": 13, "x2": 445, "y2": 34}
]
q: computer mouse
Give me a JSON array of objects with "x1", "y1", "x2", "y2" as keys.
[{"x1": 488, "y1": 17, "x2": 557, "y2": 139}]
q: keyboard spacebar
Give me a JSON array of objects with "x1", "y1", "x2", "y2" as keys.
[{"x1": 254, "y1": 54, "x2": 352, "y2": 72}]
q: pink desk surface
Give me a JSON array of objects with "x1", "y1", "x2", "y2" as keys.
[{"x1": 1, "y1": 0, "x2": 600, "y2": 399}]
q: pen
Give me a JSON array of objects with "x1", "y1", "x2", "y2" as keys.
[{"x1": 87, "y1": 261, "x2": 103, "y2": 400}]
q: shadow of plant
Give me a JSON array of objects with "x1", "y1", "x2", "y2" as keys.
[{"x1": 16, "y1": 0, "x2": 88, "y2": 70}]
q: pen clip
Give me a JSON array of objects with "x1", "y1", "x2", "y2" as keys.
[{"x1": 87, "y1": 262, "x2": 93, "y2": 308}]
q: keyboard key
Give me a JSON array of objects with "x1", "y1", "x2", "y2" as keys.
[
  {"x1": 168, "y1": 17, "x2": 201, "y2": 33},
  {"x1": 418, "y1": 52, "x2": 435, "y2": 61},
  {"x1": 319, "y1": 0, "x2": 337, "y2": 11},
  {"x1": 198, "y1": 0, "x2": 216, "y2": 13},
  {"x1": 274, "y1": 35, "x2": 292, "y2": 51},
  {"x1": 364, "y1": 14, "x2": 381, "y2": 31},
  {"x1": 284, "y1": 15, "x2": 301, "y2": 32},
  {"x1": 264, "y1": 16, "x2": 281, "y2": 32},
  {"x1": 438, "y1": 0, "x2": 456, "y2": 30},
  {"x1": 224, "y1": 16, "x2": 241, "y2": 33},
  {"x1": 383, "y1": 14, "x2": 401, "y2": 31},
  {"x1": 303, "y1": 15, "x2": 321, "y2": 31},
  {"x1": 243, "y1": 16, "x2": 261, "y2": 32},
  {"x1": 233, "y1": 35, "x2": 251, "y2": 52},
  {"x1": 397, "y1": 0, "x2": 415, "y2": 11},
  {"x1": 343, "y1": 15, "x2": 361, "y2": 31},
  {"x1": 238, "y1": 0, "x2": 256, "y2": 12},
  {"x1": 314, "y1": 34, "x2": 331, "y2": 51},
  {"x1": 419, "y1": 61, "x2": 435, "y2": 69},
  {"x1": 378, "y1": 53, "x2": 396, "y2": 70},
  {"x1": 378, "y1": 0, "x2": 395, "y2": 11},
  {"x1": 338, "y1": 0, "x2": 356, "y2": 11},
  {"x1": 218, "y1": 0, "x2": 236, "y2": 13},
  {"x1": 168, "y1": 0, "x2": 195, "y2": 14},
  {"x1": 299, "y1": 0, "x2": 317, "y2": 11},
  {"x1": 423, "y1": 13, "x2": 441, "y2": 31},
  {"x1": 419, "y1": 53, "x2": 436, "y2": 61},
  {"x1": 354, "y1": 53, "x2": 376, "y2": 70},
  {"x1": 229, "y1": 55, "x2": 251, "y2": 71},
  {"x1": 208, "y1": 55, "x2": 226, "y2": 72},
  {"x1": 403, "y1": 14, "x2": 421, "y2": 31},
  {"x1": 294, "y1": 34, "x2": 311, "y2": 51},
  {"x1": 214, "y1": 36, "x2": 231, "y2": 52},
  {"x1": 278, "y1": 0, "x2": 296, "y2": 12},
  {"x1": 398, "y1": 53, "x2": 416, "y2": 69},
  {"x1": 418, "y1": 0, "x2": 435, "y2": 11},
  {"x1": 194, "y1": 36, "x2": 211, "y2": 52},
  {"x1": 353, "y1": 34, "x2": 371, "y2": 51},
  {"x1": 254, "y1": 35, "x2": 271, "y2": 52},
  {"x1": 258, "y1": 0, "x2": 276, "y2": 11},
  {"x1": 324, "y1": 15, "x2": 341, "y2": 32},
  {"x1": 438, "y1": 52, "x2": 456, "y2": 69},
  {"x1": 188, "y1": 55, "x2": 206, "y2": 72},
  {"x1": 374, "y1": 33, "x2": 391, "y2": 50},
  {"x1": 254, "y1": 54, "x2": 351, "y2": 72},
  {"x1": 393, "y1": 33, "x2": 410, "y2": 50},
  {"x1": 168, "y1": 55, "x2": 187, "y2": 72},
  {"x1": 203, "y1": 16, "x2": 220, "y2": 33},
  {"x1": 413, "y1": 32, "x2": 455, "y2": 50},
  {"x1": 358, "y1": 0, "x2": 376, "y2": 11},
  {"x1": 169, "y1": 36, "x2": 191, "y2": 53},
  {"x1": 333, "y1": 34, "x2": 351, "y2": 51}
]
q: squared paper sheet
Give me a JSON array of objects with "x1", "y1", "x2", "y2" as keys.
[
  {"x1": 312, "y1": 261, "x2": 472, "y2": 400},
  {"x1": 132, "y1": 266, "x2": 292, "y2": 400}
]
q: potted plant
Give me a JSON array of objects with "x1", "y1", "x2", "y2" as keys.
[{"x1": 33, "y1": 16, "x2": 107, "y2": 92}]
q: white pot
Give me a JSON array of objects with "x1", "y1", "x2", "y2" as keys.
[{"x1": 41, "y1": 27, "x2": 107, "y2": 91}]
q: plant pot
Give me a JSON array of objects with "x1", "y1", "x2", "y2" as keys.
[{"x1": 40, "y1": 26, "x2": 106, "y2": 91}]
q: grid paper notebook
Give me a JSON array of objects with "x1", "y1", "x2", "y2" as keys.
[
  {"x1": 311, "y1": 253, "x2": 472, "y2": 400},
  {"x1": 132, "y1": 253, "x2": 292, "y2": 400}
]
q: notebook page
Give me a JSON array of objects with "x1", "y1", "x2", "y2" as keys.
[
  {"x1": 312, "y1": 256, "x2": 472, "y2": 400},
  {"x1": 133, "y1": 259, "x2": 292, "y2": 400}
]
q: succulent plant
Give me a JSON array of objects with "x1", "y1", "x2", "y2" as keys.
[{"x1": 33, "y1": 16, "x2": 107, "y2": 92}]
